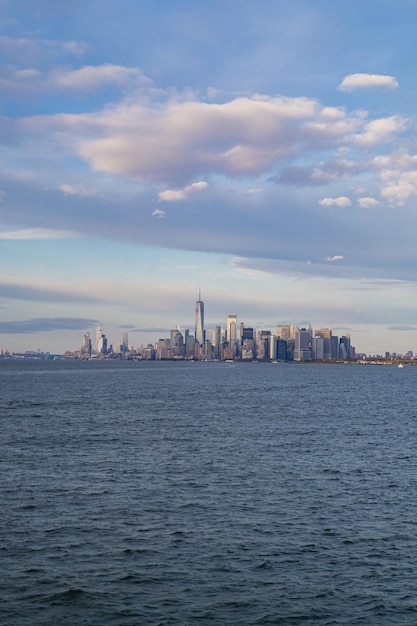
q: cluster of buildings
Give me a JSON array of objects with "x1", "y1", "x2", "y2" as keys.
[{"x1": 71, "y1": 294, "x2": 356, "y2": 362}]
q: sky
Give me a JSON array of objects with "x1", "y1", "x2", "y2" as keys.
[{"x1": 2, "y1": 0, "x2": 417, "y2": 355}]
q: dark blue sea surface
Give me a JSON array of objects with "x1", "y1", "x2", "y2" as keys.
[{"x1": 1, "y1": 359, "x2": 417, "y2": 625}]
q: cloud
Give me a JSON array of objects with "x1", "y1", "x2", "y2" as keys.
[
  {"x1": 0, "y1": 35, "x2": 87, "y2": 63},
  {"x1": 246, "y1": 188, "x2": 263, "y2": 194},
  {"x1": 51, "y1": 64, "x2": 151, "y2": 90},
  {"x1": 158, "y1": 181, "x2": 208, "y2": 202},
  {"x1": 61, "y1": 41, "x2": 87, "y2": 57},
  {"x1": 276, "y1": 157, "x2": 365, "y2": 186},
  {"x1": 355, "y1": 116, "x2": 407, "y2": 147},
  {"x1": 319, "y1": 196, "x2": 351, "y2": 207},
  {"x1": 338, "y1": 73, "x2": 399, "y2": 92},
  {"x1": 387, "y1": 325, "x2": 417, "y2": 331},
  {"x1": 127, "y1": 327, "x2": 171, "y2": 334},
  {"x1": 0, "y1": 281, "x2": 111, "y2": 304},
  {"x1": 0, "y1": 317, "x2": 99, "y2": 334},
  {"x1": 357, "y1": 197, "x2": 380, "y2": 208},
  {"x1": 374, "y1": 151, "x2": 417, "y2": 205},
  {"x1": 0, "y1": 62, "x2": 151, "y2": 95},
  {"x1": 326, "y1": 255, "x2": 344, "y2": 262},
  {"x1": 152, "y1": 208, "x2": 166, "y2": 218},
  {"x1": 0, "y1": 228, "x2": 82, "y2": 239},
  {"x1": 12, "y1": 92, "x2": 408, "y2": 188},
  {"x1": 70, "y1": 94, "x2": 367, "y2": 184},
  {"x1": 59, "y1": 183, "x2": 97, "y2": 197}
]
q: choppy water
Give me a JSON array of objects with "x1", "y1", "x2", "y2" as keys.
[{"x1": 1, "y1": 359, "x2": 417, "y2": 625}]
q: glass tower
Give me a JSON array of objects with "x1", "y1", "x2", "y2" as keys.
[{"x1": 195, "y1": 290, "x2": 204, "y2": 345}]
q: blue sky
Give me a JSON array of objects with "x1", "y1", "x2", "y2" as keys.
[{"x1": 2, "y1": 0, "x2": 417, "y2": 354}]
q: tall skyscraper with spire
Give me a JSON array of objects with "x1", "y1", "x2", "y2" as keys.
[{"x1": 195, "y1": 290, "x2": 205, "y2": 345}]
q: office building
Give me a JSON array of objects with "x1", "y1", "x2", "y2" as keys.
[
  {"x1": 294, "y1": 328, "x2": 312, "y2": 361},
  {"x1": 315, "y1": 328, "x2": 332, "y2": 360},
  {"x1": 195, "y1": 291, "x2": 205, "y2": 346}
]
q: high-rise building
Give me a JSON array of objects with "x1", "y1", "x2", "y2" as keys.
[
  {"x1": 256, "y1": 330, "x2": 271, "y2": 360},
  {"x1": 81, "y1": 332, "x2": 91, "y2": 356},
  {"x1": 214, "y1": 325, "x2": 221, "y2": 359},
  {"x1": 96, "y1": 327, "x2": 107, "y2": 355},
  {"x1": 226, "y1": 314, "x2": 238, "y2": 357},
  {"x1": 195, "y1": 290, "x2": 205, "y2": 346},
  {"x1": 311, "y1": 336, "x2": 324, "y2": 360},
  {"x1": 339, "y1": 335, "x2": 351, "y2": 360},
  {"x1": 294, "y1": 328, "x2": 312, "y2": 361},
  {"x1": 96, "y1": 327, "x2": 102, "y2": 351},
  {"x1": 277, "y1": 324, "x2": 295, "y2": 341},
  {"x1": 276, "y1": 338, "x2": 288, "y2": 361},
  {"x1": 331, "y1": 335, "x2": 339, "y2": 360},
  {"x1": 315, "y1": 328, "x2": 332, "y2": 360},
  {"x1": 241, "y1": 327, "x2": 254, "y2": 343},
  {"x1": 226, "y1": 315, "x2": 238, "y2": 343}
]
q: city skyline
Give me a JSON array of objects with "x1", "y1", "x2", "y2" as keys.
[
  {"x1": 2, "y1": 292, "x2": 417, "y2": 360},
  {"x1": 2, "y1": 2, "x2": 417, "y2": 355}
]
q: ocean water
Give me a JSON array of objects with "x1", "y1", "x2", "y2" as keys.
[{"x1": 1, "y1": 359, "x2": 417, "y2": 625}]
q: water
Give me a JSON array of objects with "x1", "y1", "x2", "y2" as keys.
[{"x1": 1, "y1": 359, "x2": 417, "y2": 625}]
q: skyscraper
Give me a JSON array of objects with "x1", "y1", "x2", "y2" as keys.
[
  {"x1": 96, "y1": 327, "x2": 107, "y2": 355},
  {"x1": 315, "y1": 328, "x2": 332, "y2": 360},
  {"x1": 195, "y1": 290, "x2": 205, "y2": 345},
  {"x1": 294, "y1": 328, "x2": 312, "y2": 361},
  {"x1": 226, "y1": 314, "x2": 238, "y2": 343}
]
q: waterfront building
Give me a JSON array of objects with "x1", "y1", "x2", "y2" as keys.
[
  {"x1": 276, "y1": 338, "x2": 288, "y2": 361},
  {"x1": 185, "y1": 334, "x2": 197, "y2": 359},
  {"x1": 142, "y1": 344, "x2": 155, "y2": 360},
  {"x1": 96, "y1": 327, "x2": 107, "y2": 355},
  {"x1": 315, "y1": 328, "x2": 332, "y2": 360},
  {"x1": 81, "y1": 332, "x2": 91, "y2": 356},
  {"x1": 227, "y1": 314, "x2": 238, "y2": 356},
  {"x1": 312, "y1": 336, "x2": 324, "y2": 360},
  {"x1": 294, "y1": 328, "x2": 312, "y2": 361},
  {"x1": 214, "y1": 325, "x2": 222, "y2": 359},
  {"x1": 339, "y1": 335, "x2": 351, "y2": 359},
  {"x1": 227, "y1": 314, "x2": 238, "y2": 342},
  {"x1": 195, "y1": 291, "x2": 205, "y2": 346},
  {"x1": 331, "y1": 335, "x2": 339, "y2": 360},
  {"x1": 241, "y1": 327, "x2": 254, "y2": 343},
  {"x1": 256, "y1": 330, "x2": 272, "y2": 360},
  {"x1": 277, "y1": 324, "x2": 295, "y2": 341},
  {"x1": 241, "y1": 339, "x2": 254, "y2": 360}
]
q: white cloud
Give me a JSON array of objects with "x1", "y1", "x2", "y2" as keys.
[
  {"x1": 0, "y1": 228, "x2": 82, "y2": 239},
  {"x1": 62, "y1": 41, "x2": 87, "y2": 56},
  {"x1": 0, "y1": 35, "x2": 87, "y2": 63},
  {"x1": 319, "y1": 196, "x2": 351, "y2": 207},
  {"x1": 59, "y1": 183, "x2": 97, "y2": 197},
  {"x1": 71, "y1": 95, "x2": 365, "y2": 184},
  {"x1": 357, "y1": 197, "x2": 380, "y2": 208},
  {"x1": 51, "y1": 64, "x2": 150, "y2": 90},
  {"x1": 10, "y1": 93, "x2": 409, "y2": 190},
  {"x1": 374, "y1": 151, "x2": 417, "y2": 205},
  {"x1": 355, "y1": 116, "x2": 407, "y2": 147},
  {"x1": 326, "y1": 255, "x2": 344, "y2": 262},
  {"x1": 152, "y1": 209, "x2": 166, "y2": 218},
  {"x1": 380, "y1": 171, "x2": 417, "y2": 205},
  {"x1": 158, "y1": 181, "x2": 208, "y2": 202},
  {"x1": 338, "y1": 73, "x2": 399, "y2": 92}
]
